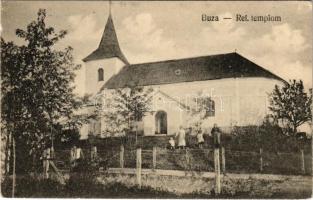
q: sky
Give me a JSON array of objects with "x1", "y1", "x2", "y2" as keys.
[{"x1": 1, "y1": 1, "x2": 312, "y2": 95}]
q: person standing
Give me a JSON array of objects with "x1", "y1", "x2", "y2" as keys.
[
  {"x1": 197, "y1": 127, "x2": 205, "y2": 149},
  {"x1": 75, "y1": 144, "x2": 84, "y2": 164},
  {"x1": 168, "y1": 137, "x2": 175, "y2": 150},
  {"x1": 211, "y1": 123, "x2": 221, "y2": 149},
  {"x1": 176, "y1": 126, "x2": 186, "y2": 149},
  {"x1": 42, "y1": 146, "x2": 51, "y2": 179},
  {"x1": 70, "y1": 145, "x2": 77, "y2": 168},
  {"x1": 91, "y1": 146, "x2": 97, "y2": 162}
]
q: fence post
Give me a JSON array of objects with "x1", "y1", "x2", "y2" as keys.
[
  {"x1": 185, "y1": 148, "x2": 190, "y2": 170},
  {"x1": 214, "y1": 148, "x2": 221, "y2": 195},
  {"x1": 91, "y1": 146, "x2": 97, "y2": 162},
  {"x1": 301, "y1": 149, "x2": 305, "y2": 174},
  {"x1": 259, "y1": 148, "x2": 263, "y2": 172},
  {"x1": 152, "y1": 146, "x2": 157, "y2": 170},
  {"x1": 12, "y1": 138, "x2": 16, "y2": 198},
  {"x1": 136, "y1": 148, "x2": 142, "y2": 189},
  {"x1": 221, "y1": 147, "x2": 225, "y2": 173},
  {"x1": 120, "y1": 145, "x2": 124, "y2": 169}
]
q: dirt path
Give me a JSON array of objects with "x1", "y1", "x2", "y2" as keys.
[{"x1": 104, "y1": 168, "x2": 312, "y2": 198}]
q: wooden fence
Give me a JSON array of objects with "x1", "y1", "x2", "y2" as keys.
[
  {"x1": 95, "y1": 146, "x2": 310, "y2": 173},
  {"x1": 54, "y1": 146, "x2": 312, "y2": 195}
]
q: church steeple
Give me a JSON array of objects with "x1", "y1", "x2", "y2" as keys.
[{"x1": 83, "y1": 13, "x2": 129, "y2": 65}]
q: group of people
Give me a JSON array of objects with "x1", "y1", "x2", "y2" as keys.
[
  {"x1": 41, "y1": 144, "x2": 85, "y2": 178},
  {"x1": 40, "y1": 124, "x2": 221, "y2": 177},
  {"x1": 168, "y1": 123, "x2": 221, "y2": 149}
]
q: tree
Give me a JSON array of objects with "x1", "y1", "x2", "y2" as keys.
[
  {"x1": 53, "y1": 126, "x2": 80, "y2": 148},
  {"x1": 100, "y1": 86, "x2": 153, "y2": 137},
  {"x1": 269, "y1": 80, "x2": 312, "y2": 135},
  {"x1": 187, "y1": 92, "x2": 215, "y2": 132},
  {"x1": 1, "y1": 9, "x2": 81, "y2": 173}
]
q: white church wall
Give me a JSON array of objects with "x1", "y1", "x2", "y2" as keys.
[
  {"x1": 80, "y1": 119, "x2": 101, "y2": 139},
  {"x1": 80, "y1": 124, "x2": 89, "y2": 139},
  {"x1": 79, "y1": 58, "x2": 125, "y2": 137},
  {"x1": 78, "y1": 105, "x2": 99, "y2": 139},
  {"x1": 143, "y1": 113, "x2": 154, "y2": 136},
  {"x1": 99, "y1": 89, "x2": 127, "y2": 137},
  {"x1": 236, "y1": 78, "x2": 283, "y2": 126},
  {"x1": 155, "y1": 78, "x2": 239, "y2": 131},
  {"x1": 143, "y1": 92, "x2": 188, "y2": 136},
  {"x1": 84, "y1": 57, "x2": 125, "y2": 96},
  {"x1": 97, "y1": 77, "x2": 283, "y2": 137},
  {"x1": 141, "y1": 77, "x2": 283, "y2": 135}
]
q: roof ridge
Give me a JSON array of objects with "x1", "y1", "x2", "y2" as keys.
[
  {"x1": 102, "y1": 52, "x2": 286, "y2": 89},
  {"x1": 129, "y1": 52, "x2": 236, "y2": 67}
]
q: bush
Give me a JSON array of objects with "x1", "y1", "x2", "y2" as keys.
[
  {"x1": 65, "y1": 158, "x2": 101, "y2": 196},
  {"x1": 227, "y1": 121, "x2": 311, "y2": 153},
  {"x1": 1, "y1": 174, "x2": 64, "y2": 197}
]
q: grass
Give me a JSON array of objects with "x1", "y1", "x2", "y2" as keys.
[{"x1": 2, "y1": 173, "x2": 311, "y2": 198}]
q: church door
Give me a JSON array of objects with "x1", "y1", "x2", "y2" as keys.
[{"x1": 155, "y1": 111, "x2": 167, "y2": 134}]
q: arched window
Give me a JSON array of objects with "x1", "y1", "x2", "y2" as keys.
[
  {"x1": 98, "y1": 68, "x2": 104, "y2": 81},
  {"x1": 205, "y1": 99, "x2": 215, "y2": 117}
]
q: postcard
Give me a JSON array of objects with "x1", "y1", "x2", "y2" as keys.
[{"x1": 1, "y1": 1, "x2": 312, "y2": 198}]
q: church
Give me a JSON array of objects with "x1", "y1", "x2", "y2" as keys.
[{"x1": 79, "y1": 13, "x2": 285, "y2": 139}]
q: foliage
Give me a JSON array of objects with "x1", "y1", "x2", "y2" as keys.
[
  {"x1": 66, "y1": 158, "x2": 101, "y2": 195},
  {"x1": 269, "y1": 80, "x2": 312, "y2": 134},
  {"x1": 1, "y1": 174, "x2": 63, "y2": 197},
  {"x1": 53, "y1": 126, "x2": 80, "y2": 148},
  {"x1": 100, "y1": 86, "x2": 153, "y2": 137},
  {"x1": 66, "y1": 94, "x2": 99, "y2": 128},
  {"x1": 89, "y1": 121, "x2": 311, "y2": 153},
  {"x1": 228, "y1": 119, "x2": 311, "y2": 153},
  {"x1": 1, "y1": 9, "x2": 82, "y2": 173},
  {"x1": 187, "y1": 92, "x2": 215, "y2": 131}
]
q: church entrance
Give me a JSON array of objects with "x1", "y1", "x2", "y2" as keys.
[{"x1": 155, "y1": 111, "x2": 167, "y2": 134}]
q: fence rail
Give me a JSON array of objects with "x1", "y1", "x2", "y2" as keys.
[
  {"x1": 51, "y1": 146, "x2": 311, "y2": 195},
  {"x1": 53, "y1": 146, "x2": 312, "y2": 176}
]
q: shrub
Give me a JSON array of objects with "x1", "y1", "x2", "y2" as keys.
[
  {"x1": 1, "y1": 174, "x2": 63, "y2": 197},
  {"x1": 227, "y1": 122, "x2": 311, "y2": 153},
  {"x1": 65, "y1": 158, "x2": 101, "y2": 196}
]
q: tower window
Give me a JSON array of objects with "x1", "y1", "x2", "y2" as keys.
[{"x1": 98, "y1": 68, "x2": 104, "y2": 81}]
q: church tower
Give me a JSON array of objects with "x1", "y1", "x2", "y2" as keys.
[
  {"x1": 80, "y1": 11, "x2": 128, "y2": 139},
  {"x1": 83, "y1": 13, "x2": 128, "y2": 96}
]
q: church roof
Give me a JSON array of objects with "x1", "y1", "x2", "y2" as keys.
[
  {"x1": 102, "y1": 52, "x2": 284, "y2": 89},
  {"x1": 83, "y1": 14, "x2": 129, "y2": 64}
]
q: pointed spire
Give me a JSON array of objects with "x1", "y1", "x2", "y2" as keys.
[
  {"x1": 97, "y1": 14, "x2": 121, "y2": 51},
  {"x1": 83, "y1": 12, "x2": 129, "y2": 64}
]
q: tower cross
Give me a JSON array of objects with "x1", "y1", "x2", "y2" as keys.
[{"x1": 109, "y1": 0, "x2": 112, "y2": 15}]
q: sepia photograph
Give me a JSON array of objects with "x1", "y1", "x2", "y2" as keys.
[{"x1": 1, "y1": 0, "x2": 312, "y2": 198}]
